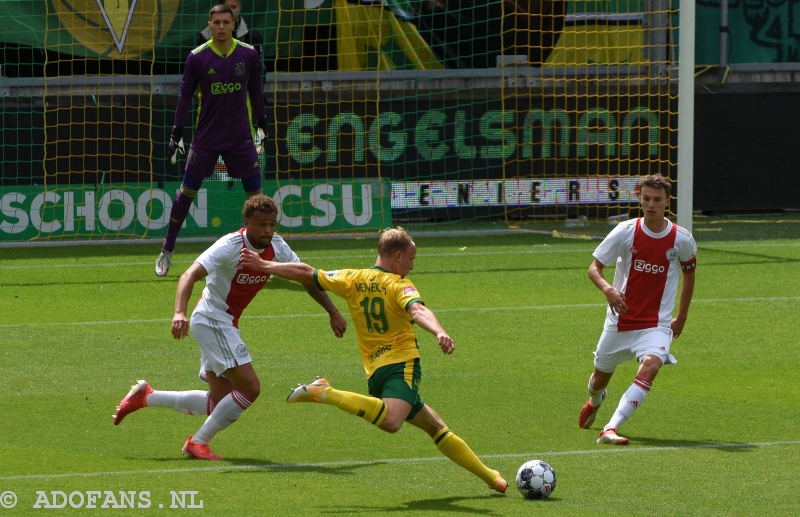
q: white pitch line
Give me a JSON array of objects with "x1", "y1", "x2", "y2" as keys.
[
  {"x1": 1, "y1": 296, "x2": 798, "y2": 330},
  {"x1": 0, "y1": 248, "x2": 592, "y2": 270},
  {"x1": 0, "y1": 314, "x2": 327, "y2": 329},
  {"x1": 3, "y1": 239, "x2": 798, "y2": 270},
  {"x1": 1, "y1": 440, "x2": 797, "y2": 482},
  {"x1": 698, "y1": 241, "x2": 800, "y2": 248}
]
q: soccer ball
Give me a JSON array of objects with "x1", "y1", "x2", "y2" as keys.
[{"x1": 516, "y1": 460, "x2": 556, "y2": 499}]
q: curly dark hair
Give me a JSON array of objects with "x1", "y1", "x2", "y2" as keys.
[{"x1": 242, "y1": 195, "x2": 278, "y2": 219}]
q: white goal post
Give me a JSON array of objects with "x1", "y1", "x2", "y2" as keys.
[{"x1": 677, "y1": 0, "x2": 695, "y2": 233}]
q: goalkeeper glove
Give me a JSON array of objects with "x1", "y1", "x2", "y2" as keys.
[
  {"x1": 169, "y1": 125, "x2": 185, "y2": 165},
  {"x1": 255, "y1": 117, "x2": 268, "y2": 155}
]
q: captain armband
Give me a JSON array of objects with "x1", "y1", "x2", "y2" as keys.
[{"x1": 680, "y1": 257, "x2": 697, "y2": 272}]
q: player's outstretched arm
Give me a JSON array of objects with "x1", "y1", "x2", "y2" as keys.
[
  {"x1": 300, "y1": 283, "x2": 347, "y2": 338},
  {"x1": 240, "y1": 248, "x2": 316, "y2": 282},
  {"x1": 407, "y1": 302, "x2": 454, "y2": 355}
]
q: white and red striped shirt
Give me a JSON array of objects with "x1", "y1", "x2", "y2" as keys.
[
  {"x1": 594, "y1": 218, "x2": 696, "y2": 332},
  {"x1": 193, "y1": 229, "x2": 299, "y2": 327}
]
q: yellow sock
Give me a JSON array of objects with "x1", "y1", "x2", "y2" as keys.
[
  {"x1": 323, "y1": 388, "x2": 387, "y2": 426},
  {"x1": 433, "y1": 428, "x2": 496, "y2": 485}
]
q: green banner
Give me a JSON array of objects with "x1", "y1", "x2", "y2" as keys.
[
  {"x1": 0, "y1": 0, "x2": 331, "y2": 59},
  {"x1": 2, "y1": 0, "x2": 798, "y2": 65},
  {"x1": 696, "y1": 0, "x2": 800, "y2": 64},
  {"x1": 0, "y1": 179, "x2": 391, "y2": 241}
]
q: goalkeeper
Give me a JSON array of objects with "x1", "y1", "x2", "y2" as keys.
[{"x1": 157, "y1": 4, "x2": 268, "y2": 277}]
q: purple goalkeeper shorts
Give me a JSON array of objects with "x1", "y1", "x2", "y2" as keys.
[{"x1": 183, "y1": 143, "x2": 260, "y2": 180}]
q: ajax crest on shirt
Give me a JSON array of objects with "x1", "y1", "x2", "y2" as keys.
[{"x1": 666, "y1": 247, "x2": 679, "y2": 261}]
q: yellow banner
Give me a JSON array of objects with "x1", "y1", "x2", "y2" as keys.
[
  {"x1": 50, "y1": 0, "x2": 178, "y2": 59},
  {"x1": 545, "y1": 23, "x2": 648, "y2": 66},
  {"x1": 334, "y1": 0, "x2": 442, "y2": 71}
]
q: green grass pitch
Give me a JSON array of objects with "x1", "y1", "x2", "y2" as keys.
[{"x1": 1, "y1": 230, "x2": 799, "y2": 516}]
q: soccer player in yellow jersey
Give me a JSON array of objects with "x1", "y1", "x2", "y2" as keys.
[{"x1": 239, "y1": 228, "x2": 508, "y2": 493}]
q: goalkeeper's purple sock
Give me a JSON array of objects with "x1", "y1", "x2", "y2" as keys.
[{"x1": 162, "y1": 187, "x2": 196, "y2": 253}]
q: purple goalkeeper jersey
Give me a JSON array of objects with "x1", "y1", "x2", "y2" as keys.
[{"x1": 174, "y1": 39, "x2": 266, "y2": 151}]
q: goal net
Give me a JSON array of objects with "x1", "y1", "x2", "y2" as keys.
[{"x1": 0, "y1": 0, "x2": 677, "y2": 243}]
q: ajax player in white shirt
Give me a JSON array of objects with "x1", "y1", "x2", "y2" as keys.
[
  {"x1": 114, "y1": 195, "x2": 347, "y2": 460},
  {"x1": 578, "y1": 174, "x2": 697, "y2": 445}
]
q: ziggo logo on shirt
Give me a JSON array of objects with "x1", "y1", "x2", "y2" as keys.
[
  {"x1": 211, "y1": 82, "x2": 242, "y2": 94},
  {"x1": 633, "y1": 260, "x2": 665, "y2": 274},
  {"x1": 236, "y1": 273, "x2": 268, "y2": 284}
]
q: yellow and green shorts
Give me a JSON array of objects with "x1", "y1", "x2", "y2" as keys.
[{"x1": 367, "y1": 358, "x2": 424, "y2": 420}]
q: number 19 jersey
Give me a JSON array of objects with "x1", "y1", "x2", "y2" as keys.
[{"x1": 313, "y1": 266, "x2": 423, "y2": 378}]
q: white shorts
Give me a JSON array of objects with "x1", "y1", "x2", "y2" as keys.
[
  {"x1": 593, "y1": 327, "x2": 676, "y2": 373},
  {"x1": 190, "y1": 312, "x2": 253, "y2": 378}
]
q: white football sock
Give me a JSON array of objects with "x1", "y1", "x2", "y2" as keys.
[
  {"x1": 604, "y1": 376, "x2": 652, "y2": 431},
  {"x1": 146, "y1": 390, "x2": 211, "y2": 416},
  {"x1": 588, "y1": 376, "x2": 605, "y2": 406},
  {"x1": 192, "y1": 390, "x2": 253, "y2": 445}
]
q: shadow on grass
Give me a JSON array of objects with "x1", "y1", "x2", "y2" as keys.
[
  {"x1": 215, "y1": 457, "x2": 385, "y2": 476},
  {"x1": 127, "y1": 457, "x2": 386, "y2": 476},
  {"x1": 316, "y1": 495, "x2": 505, "y2": 515},
  {"x1": 215, "y1": 460, "x2": 509, "y2": 515},
  {"x1": 628, "y1": 436, "x2": 758, "y2": 452}
]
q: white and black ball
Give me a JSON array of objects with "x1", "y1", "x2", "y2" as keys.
[{"x1": 516, "y1": 459, "x2": 556, "y2": 499}]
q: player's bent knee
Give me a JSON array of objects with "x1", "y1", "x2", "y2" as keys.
[
  {"x1": 379, "y1": 416, "x2": 404, "y2": 433},
  {"x1": 239, "y1": 379, "x2": 261, "y2": 401},
  {"x1": 638, "y1": 355, "x2": 663, "y2": 374},
  {"x1": 248, "y1": 384, "x2": 262, "y2": 401},
  {"x1": 645, "y1": 355, "x2": 664, "y2": 367}
]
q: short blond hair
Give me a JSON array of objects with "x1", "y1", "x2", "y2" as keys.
[{"x1": 378, "y1": 227, "x2": 413, "y2": 258}]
